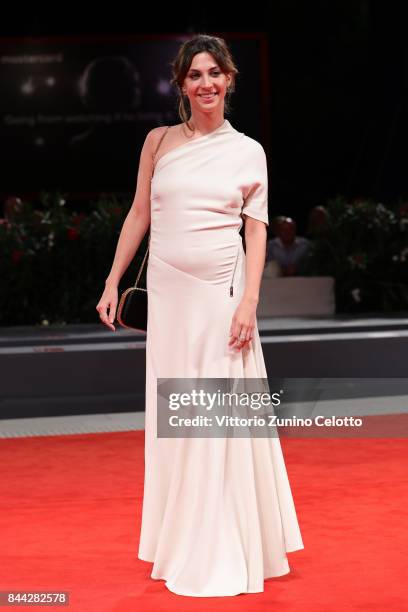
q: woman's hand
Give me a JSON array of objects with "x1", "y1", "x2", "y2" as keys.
[
  {"x1": 96, "y1": 282, "x2": 118, "y2": 331},
  {"x1": 228, "y1": 296, "x2": 258, "y2": 351}
]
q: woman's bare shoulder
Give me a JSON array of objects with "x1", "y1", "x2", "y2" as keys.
[
  {"x1": 147, "y1": 124, "x2": 181, "y2": 140},
  {"x1": 143, "y1": 124, "x2": 180, "y2": 153}
]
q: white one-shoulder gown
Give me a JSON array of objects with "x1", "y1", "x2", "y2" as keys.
[{"x1": 137, "y1": 119, "x2": 304, "y2": 597}]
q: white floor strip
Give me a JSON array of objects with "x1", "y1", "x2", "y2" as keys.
[
  {"x1": 0, "y1": 412, "x2": 145, "y2": 439},
  {"x1": 0, "y1": 395, "x2": 407, "y2": 439}
]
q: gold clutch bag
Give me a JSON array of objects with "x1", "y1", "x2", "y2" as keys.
[{"x1": 116, "y1": 235, "x2": 150, "y2": 332}]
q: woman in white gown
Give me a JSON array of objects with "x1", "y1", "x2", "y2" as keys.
[{"x1": 97, "y1": 34, "x2": 304, "y2": 597}]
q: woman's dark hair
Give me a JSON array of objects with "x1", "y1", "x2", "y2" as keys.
[{"x1": 170, "y1": 34, "x2": 239, "y2": 131}]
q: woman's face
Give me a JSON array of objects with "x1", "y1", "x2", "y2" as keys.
[{"x1": 182, "y1": 52, "x2": 232, "y2": 114}]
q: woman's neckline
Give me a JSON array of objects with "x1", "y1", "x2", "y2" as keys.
[{"x1": 153, "y1": 119, "x2": 232, "y2": 171}]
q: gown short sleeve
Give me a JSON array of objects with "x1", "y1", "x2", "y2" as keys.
[{"x1": 241, "y1": 141, "x2": 269, "y2": 227}]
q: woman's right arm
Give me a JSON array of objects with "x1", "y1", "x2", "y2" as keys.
[{"x1": 96, "y1": 127, "x2": 166, "y2": 331}]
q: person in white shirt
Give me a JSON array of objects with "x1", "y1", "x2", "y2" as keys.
[{"x1": 266, "y1": 217, "x2": 311, "y2": 276}]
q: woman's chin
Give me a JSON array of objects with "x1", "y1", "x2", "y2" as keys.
[{"x1": 193, "y1": 100, "x2": 224, "y2": 113}]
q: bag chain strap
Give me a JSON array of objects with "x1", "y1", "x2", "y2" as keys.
[{"x1": 133, "y1": 126, "x2": 169, "y2": 288}]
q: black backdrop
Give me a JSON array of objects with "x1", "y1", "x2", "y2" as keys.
[
  {"x1": 1, "y1": 1, "x2": 408, "y2": 229},
  {"x1": 0, "y1": 34, "x2": 268, "y2": 195}
]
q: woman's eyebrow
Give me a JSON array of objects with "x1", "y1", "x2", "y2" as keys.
[{"x1": 188, "y1": 66, "x2": 220, "y2": 73}]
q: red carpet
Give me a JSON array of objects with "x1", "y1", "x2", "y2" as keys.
[{"x1": 0, "y1": 431, "x2": 407, "y2": 611}]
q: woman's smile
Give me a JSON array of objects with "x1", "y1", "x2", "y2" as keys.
[{"x1": 197, "y1": 92, "x2": 218, "y2": 101}]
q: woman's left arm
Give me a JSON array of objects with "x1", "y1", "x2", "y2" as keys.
[{"x1": 228, "y1": 217, "x2": 267, "y2": 350}]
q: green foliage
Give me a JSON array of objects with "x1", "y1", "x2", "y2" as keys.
[
  {"x1": 0, "y1": 192, "x2": 148, "y2": 326},
  {"x1": 305, "y1": 195, "x2": 408, "y2": 312},
  {"x1": 1, "y1": 192, "x2": 407, "y2": 325}
]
